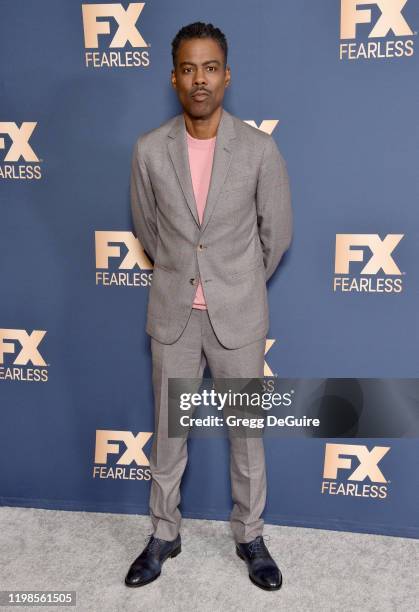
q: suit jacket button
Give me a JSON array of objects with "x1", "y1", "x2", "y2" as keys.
[
  {"x1": 190, "y1": 278, "x2": 196, "y2": 285},
  {"x1": 198, "y1": 244, "x2": 204, "y2": 251}
]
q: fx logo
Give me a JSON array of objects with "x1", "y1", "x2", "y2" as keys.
[
  {"x1": 264, "y1": 339, "x2": 276, "y2": 376},
  {"x1": 340, "y1": 0, "x2": 413, "y2": 39},
  {"x1": 0, "y1": 329, "x2": 47, "y2": 366},
  {"x1": 82, "y1": 3, "x2": 148, "y2": 48},
  {"x1": 323, "y1": 443, "x2": 390, "y2": 482},
  {"x1": 95, "y1": 231, "x2": 152, "y2": 269},
  {"x1": 0, "y1": 122, "x2": 39, "y2": 162},
  {"x1": 95, "y1": 430, "x2": 153, "y2": 466},
  {"x1": 244, "y1": 120, "x2": 279, "y2": 135},
  {"x1": 335, "y1": 234, "x2": 403, "y2": 275}
]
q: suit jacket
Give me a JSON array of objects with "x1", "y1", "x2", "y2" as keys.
[{"x1": 130, "y1": 108, "x2": 292, "y2": 349}]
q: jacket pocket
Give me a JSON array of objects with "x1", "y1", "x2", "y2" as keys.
[
  {"x1": 153, "y1": 262, "x2": 174, "y2": 272},
  {"x1": 223, "y1": 174, "x2": 250, "y2": 193},
  {"x1": 230, "y1": 261, "x2": 264, "y2": 279}
]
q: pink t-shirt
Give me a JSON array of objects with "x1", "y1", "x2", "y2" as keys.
[{"x1": 186, "y1": 131, "x2": 216, "y2": 310}]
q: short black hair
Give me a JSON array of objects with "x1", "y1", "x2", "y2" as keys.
[{"x1": 171, "y1": 22, "x2": 228, "y2": 68}]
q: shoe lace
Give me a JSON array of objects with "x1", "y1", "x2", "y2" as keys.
[
  {"x1": 248, "y1": 535, "x2": 271, "y2": 558},
  {"x1": 144, "y1": 533, "x2": 161, "y2": 554}
]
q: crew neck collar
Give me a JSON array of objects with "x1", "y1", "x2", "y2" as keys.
[{"x1": 186, "y1": 131, "x2": 216, "y2": 148}]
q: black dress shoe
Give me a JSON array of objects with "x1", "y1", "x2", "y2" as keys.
[
  {"x1": 124, "y1": 534, "x2": 181, "y2": 587},
  {"x1": 236, "y1": 535, "x2": 282, "y2": 591}
]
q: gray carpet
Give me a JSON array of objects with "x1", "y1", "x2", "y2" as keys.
[{"x1": 0, "y1": 506, "x2": 418, "y2": 612}]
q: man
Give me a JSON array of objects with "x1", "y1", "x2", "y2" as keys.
[{"x1": 125, "y1": 22, "x2": 292, "y2": 591}]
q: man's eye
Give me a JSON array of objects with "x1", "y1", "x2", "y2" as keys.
[
  {"x1": 207, "y1": 66, "x2": 216, "y2": 71},
  {"x1": 183, "y1": 68, "x2": 192, "y2": 73}
]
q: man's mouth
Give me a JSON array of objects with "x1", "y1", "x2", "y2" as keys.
[{"x1": 191, "y1": 90, "x2": 210, "y2": 101}]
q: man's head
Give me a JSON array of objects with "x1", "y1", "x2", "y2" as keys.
[{"x1": 171, "y1": 22, "x2": 231, "y2": 119}]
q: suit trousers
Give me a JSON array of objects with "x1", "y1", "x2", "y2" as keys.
[{"x1": 149, "y1": 307, "x2": 267, "y2": 544}]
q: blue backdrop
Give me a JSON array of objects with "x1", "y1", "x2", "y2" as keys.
[{"x1": 1, "y1": 0, "x2": 418, "y2": 538}]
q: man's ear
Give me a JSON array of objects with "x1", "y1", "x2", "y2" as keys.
[
  {"x1": 171, "y1": 68, "x2": 177, "y2": 90},
  {"x1": 225, "y1": 65, "x2": 231, "y2": 87}
]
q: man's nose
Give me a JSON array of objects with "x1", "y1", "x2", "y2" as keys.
[{"x1": 193, "y1": 68, "x2": 207, "y2": 86}]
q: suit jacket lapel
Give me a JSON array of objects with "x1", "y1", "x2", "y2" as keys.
[
  {"x1": 201, "y1": 109, "x2": 236, "y2": 233},
  {"x1": 167, "y1": 108, "x2": 237, "y2": 232},
  {"x1": 167, "y1": 114, "x2": 200, "y2": 227}
]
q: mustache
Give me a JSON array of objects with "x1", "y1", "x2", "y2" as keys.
[{"x1": 191, "y1": 87, "x2": 211, "y2": 96}]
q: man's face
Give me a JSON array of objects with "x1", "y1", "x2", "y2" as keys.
[{"x1": 171, "y1": 37, "x2": 230, "y2": 119}]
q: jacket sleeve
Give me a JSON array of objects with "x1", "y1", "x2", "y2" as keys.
[
  {"x1": 130, "y1": 138, "x2": 158, "y2": 264},
  {"x1": 256, "y1": 135, "x2": 293, "y2": 282}
]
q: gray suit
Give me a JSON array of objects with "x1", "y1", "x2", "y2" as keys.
[
  {"x1": 131, "y1": 108, "x2": 292, "y2": 350},
  {"x1": 130, "y1": 108, "x2": 292, "y2": 543}
]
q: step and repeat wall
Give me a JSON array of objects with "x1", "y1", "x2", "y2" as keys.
[{"x1": 1, "y1": 1, "x2": 418, "y2": 538}]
